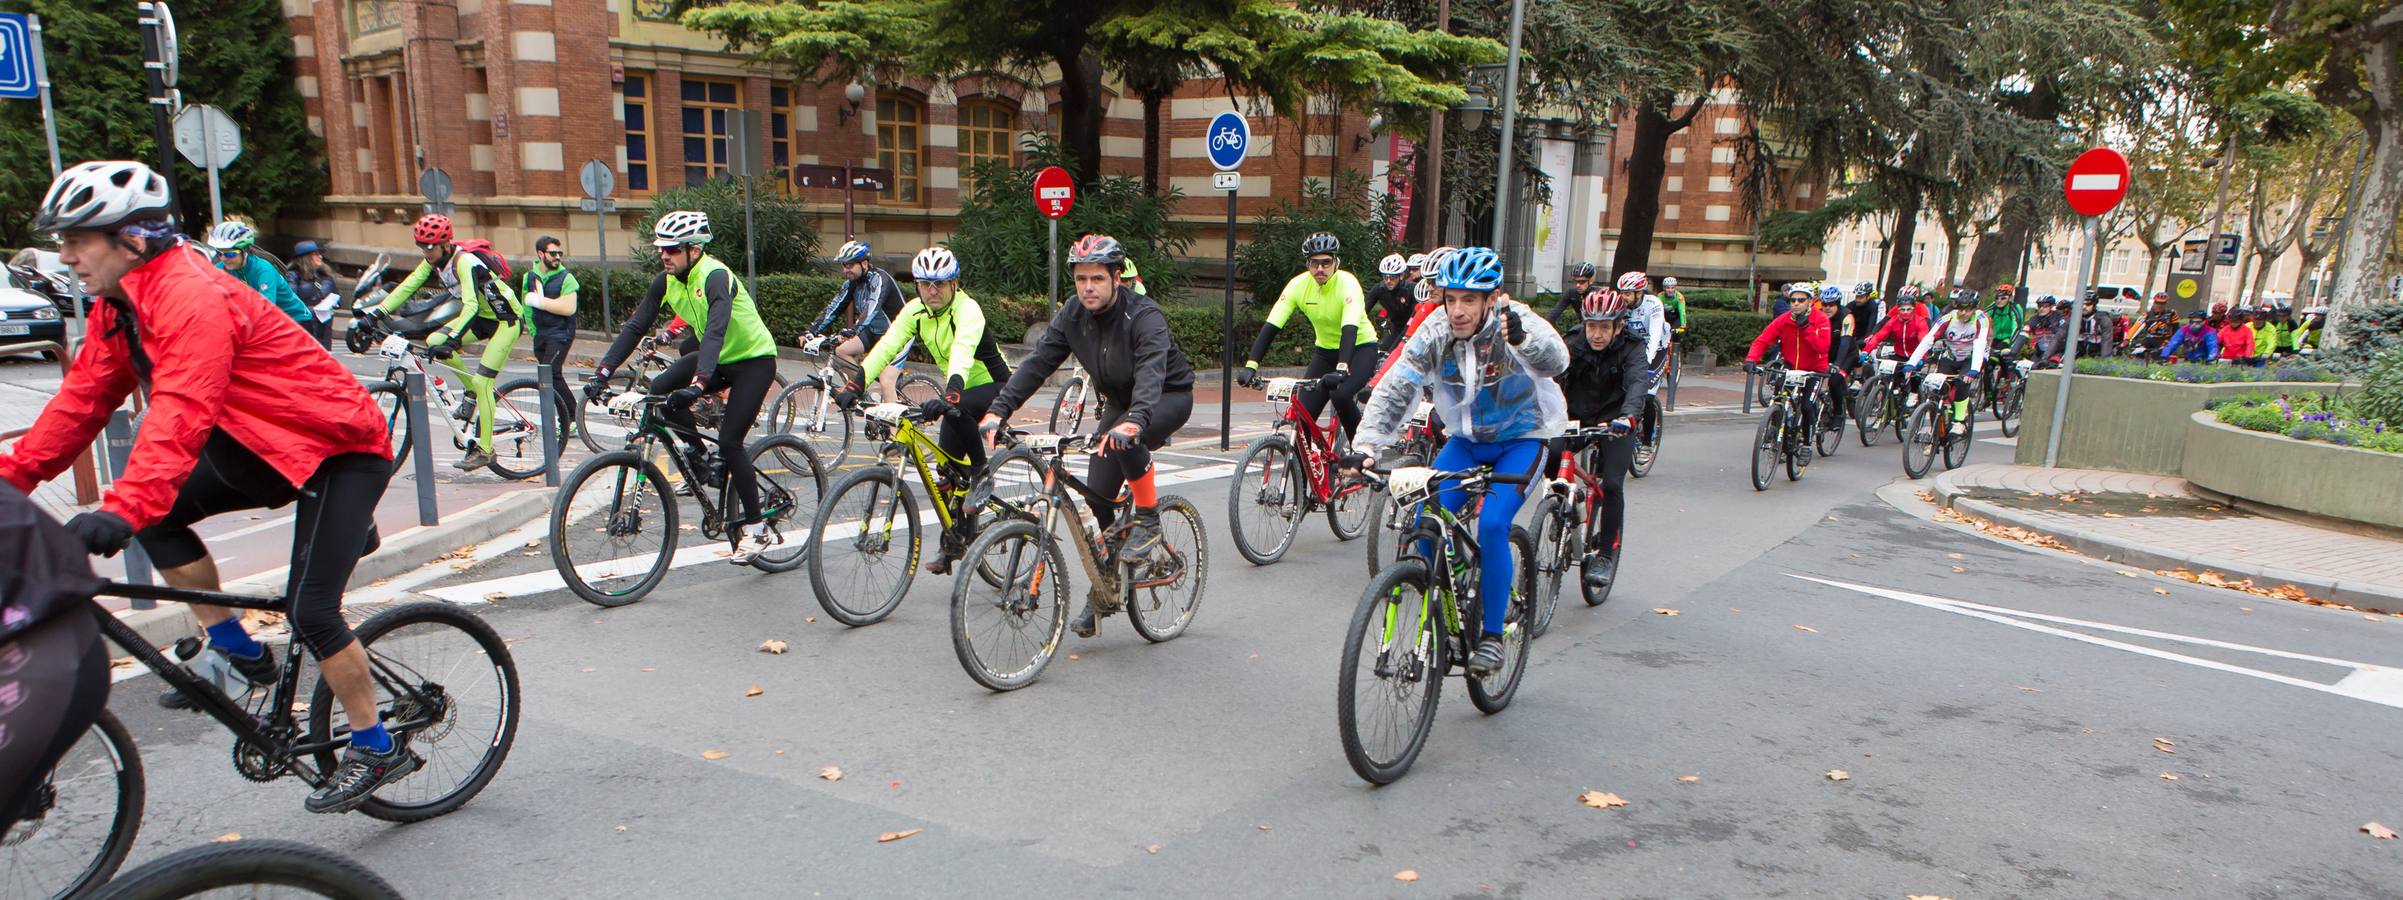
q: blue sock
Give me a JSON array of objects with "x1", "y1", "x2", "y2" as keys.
[
  {"x1": 351, "y1": 721, "x2": 392, "y2": 754},
  {"x1": 206, "y1": 618, "x2": 263, "y2": 659}
]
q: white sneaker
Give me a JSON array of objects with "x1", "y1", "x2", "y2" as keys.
[{"x1": 731, "y1": 524, "x2": 782, "y2": 567}]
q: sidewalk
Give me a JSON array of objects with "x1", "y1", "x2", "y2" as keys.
[{"x1": 1926, "y1": 462, "x2": 2403, "y2": 612}]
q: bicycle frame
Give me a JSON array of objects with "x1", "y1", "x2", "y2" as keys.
[
  {"x1": 1267, "y1": 380, "x2": 1358, "y2": 507},
  {"x1": 862, "y1": 405, "x2": 977, "y2": 534},
  {"x1": 990, "y1": 435, "x2": 1183, "y2": 599},
  {"x1": 602, "y1": 396, "x2": 745, "y2": 540}
]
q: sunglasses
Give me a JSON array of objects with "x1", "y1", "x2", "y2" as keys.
[
  {"x1": 1306, "y1": 257, "x2": 1338, "y2": 268},
  {"x1": 416, "y1": 241, "x2": 443, "y2": 251}
]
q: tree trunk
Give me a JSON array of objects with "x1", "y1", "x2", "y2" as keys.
[
  {"x1": 1960, "y1": 183, "x2": 2042, "y2": 296},
  {"x1": 1610, "y1": 99, "x2": 1685, "y2": 278},
  {"x1": 2328, "y1": 42, "x2": 2402, "y2": 321},
  {"x1": 1943, "y1": 231, "x2": 1963, "y2": 285},
  {"x1": 1050, "y1": 50, "x2": 1106, "y2": 186},
  {"x1": 2143, "y1": 246, "x2": 2166, "y2": 299},
  {"x1": 1139, "y1": 85, "x2": 1168, "y2": 195},
  {"x1": 1882, "y1": 189, "x2": 1924, "y2": 298}
]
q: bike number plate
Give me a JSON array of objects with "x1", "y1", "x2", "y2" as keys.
[
  {"x1": 1386, "y1": 466, "x2": 1438, "y2": 500},
  {"x1": 1781, "y1": 369, "x2": 1813, "y2": 387},
  {"x1": 1922, "y1": 371, "x2": 1949, "y2": 391},
  {"x1": 865, "y1": 402, "x2": 910, "y2": 425},
  {"x1": 2015, "y1": 359, "x2": 2035, "y2": 372},
  {"x1": 379, "y1": 334, "x2": 411, "y2": 359},
  {"x1": 1263, "y1": 377, "x2": 1302, "y2": 404},
  {"x1": 1875, "y1": 359, "x2": 1898, "y2": 375}
]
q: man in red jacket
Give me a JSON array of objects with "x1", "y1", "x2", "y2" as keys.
[
  {"x1": 0, "y1": 161, "x2": 416, "y2": 814},
  {"x1": 1859, "y1": 285, "x2": 1933, "y2": 361},
  {"x1": 1743, "y1": 290, "x2": 1837, "y2": 464},
  {"x1": 2217, "y1": 308, "x2": 2257, "y2": 363}
]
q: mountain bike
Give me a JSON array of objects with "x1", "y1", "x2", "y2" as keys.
[
  {"x1": 357, "y1": 332, "x2": 554, "y2": 480},
  {"x1": 1631, "y1": 360, "x2": 1668, "y2": 479},
  {"x1": 1526, "y1": 427, "x2": 1630, "y2": 632},
  {"x1": 1361, "y1": 404, "x2": 1444, "y2": 577},
  {"x1": 578, "y1": 329, "x2": 797, "y2": 455},
  {"x1": 1985, "y1": 351, "x2": 2032, "y2": 437},
  {"x1": 1228, "y1": 377, "x2": 1375, "y2": 565},
  {"x1": 1902, "y1": 367, "x2": 1975, "y2": 479},
  {"x1": 86, "y1": 840, "x2": 404, "y2": 900},
  {"x1": 1853, "y1": 352, "x2": 1908, "y2": 447},
  {"x1": 805, "y1": 401, "x2": 1044, "y2": 626},
  {"x1": 766, "y1": 335, "x2": 941, "y2": 472},
  {"x1": 548, "y1": 391, "x2": 827, "y2": 607},
  {"x1": 1048, "y1": 362, "x2": 1091, "y2": 434},
  {"x1": 3, "y1": 583, "x2": 519, "y2": 900},
  {"x1": 1748, "y1": 366, "x2": 1822, "y2": 491},
  {"x1": 1336, "y1": 461, "x2": 1538, "y2": 784},
  {"x1": 948, "y1": 430, "x2": 1208, "y2": 691}
]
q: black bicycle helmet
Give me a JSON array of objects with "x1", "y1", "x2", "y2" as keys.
[{"x1": 1301, "y1": 232, "x2": 1341, "y2": 257}]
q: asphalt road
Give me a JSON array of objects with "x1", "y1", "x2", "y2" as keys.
[{"x1": 56, "y1": 386, "x2": 2403, "y2": 898}]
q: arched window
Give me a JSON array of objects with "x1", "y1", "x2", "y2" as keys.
[{"x1": 957, "y1": 99, "x2": 1018, "y2": 197}]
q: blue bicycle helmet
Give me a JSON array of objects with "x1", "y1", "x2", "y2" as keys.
[
  {"x1": 1433, "y1": 247, "x2": 1504, "y2": 292},
  {"x1": 1818, "y1": 284, "x2": 1845, "y2": 306},
  {"x1": 834, "y1": 240, "x2": 872, "y2": 264}
]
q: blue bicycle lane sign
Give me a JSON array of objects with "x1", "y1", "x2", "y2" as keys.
[
  {"x1": 1206, "y1": 111, "x2": 1248, "y2": 171},
  {"x1": 0, "y1": 13, "x2": 39, "y2": 99}
]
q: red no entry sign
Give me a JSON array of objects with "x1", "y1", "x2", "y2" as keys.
[
  {"x1": 2063, "y1": 147, "x2": 2130, "y2": 217},
  {"x1": 1033, "y1": 166, "x2": 1075, "y2": 220}
]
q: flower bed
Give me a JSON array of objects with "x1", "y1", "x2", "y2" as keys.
[
  {"x1": 2074, "y1": 356, "x2": 2340, "y2": 384},
  {"x1": 2213, "y1": 392, "x2": 2403, "y2": 454}
]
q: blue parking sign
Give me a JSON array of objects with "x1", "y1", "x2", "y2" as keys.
[
  {"x1": 0, "y1": 14, "x2": 36, "y2": 99},
  {"x1": 1206, "y1": 111, "x2": 1248, "y2": 171}
]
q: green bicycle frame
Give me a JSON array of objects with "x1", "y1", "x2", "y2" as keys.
[
  {"x1": 1377, "y1": 498, "x2": 1475, "y2": 652},
  {"x1": 868, "y1": 412, "x2": 978, "y2": 534}
]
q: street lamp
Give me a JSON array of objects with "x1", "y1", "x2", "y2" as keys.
[{"x1": 1454, "y1": 68, "x2": 1496, "y2": 132}]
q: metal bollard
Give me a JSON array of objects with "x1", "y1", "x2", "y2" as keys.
[
  {"x1": 1740, "y1": 367, "x2": 1754, "y2": 415},
  {"x1": 102, "y1": 409, "x2": 154, "y2": 600},
  {"x1": 536, "y1": 362, "x2": 560, "y2": 486},
  {"x1": 405, "y1": 372, "x2": 439, "y2": 526},
  {"x1": 1665, "y1": 355, "x2": 1681, "y2": 412}
]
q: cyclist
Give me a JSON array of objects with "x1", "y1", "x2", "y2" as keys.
[
  {"x1": 1902, "y1": 289, "x2": 1991, "y2": 437},
  {"x1": 1121, "y1": 258, "x2": 1149, "y2": 296},
  {"x1": 2023, "y1": 296, "x2": 2067, "y2": 365},
  {"x1": 1860, "y1": 284, "x2": 1933, "y2": 363},
  {"x1": 840, "y1": 247, "x2": 1013, "y2": 575},
  {"x1": 808, "y1": 240, "x2": 907, "y2": 399},
  {"x1": 1837, "y1": 280, "x2": 1883, "y2": 367},
  {"x1": 0, "y1": 483, "x2": 111, "y2": 835},
  {"x1": 2075, "y1": 294, "x2": 2117, "y2": 359},
  {"x1": 1616, "y1": 272, "x2": 1673, "y2": 371},
  {"x1": 586, "y1": 210, "x2": 784, "y2": 564},
  {"x1": 2159, "y1": 310, "x2": 2220, "y2": 362},
  {"x1": 5, "y1": 161, "x2": 412, "y2": 813},
  {"x1": 521, "y1": 236, "x2": 582, "y2": 432},
  {"x1": 2217, "y1": 306, "x2": 2257, "y2": 364},
  {"x1": 365, "y1": 213, "x2": 525, "y2": 472},
  {"x1": 1553, "y1": 287, "x2": 1646, "y2": 591},
  {"x1": 1543, "y1": 262, "x2": 1600, "y2": 326},
  {"x1": 1349, "y1": 247, "x2": 1568, "y2": 677},
  {"x1": 981, "y1": 234, "x2": 1196, "y2": 638},
  {"x1": 1985, "y1": 283, "x2": 2024, "y2": 354},
  {"x1": 1658, "y1": 275, "x2": 1689, "y2": 342},
  {"x1": 2250, "y1": 305, "x2": 2281, "y2": 364},
  {"x1": 2130, "y1": 292, "x2": 2179, "y2": 355},
  {"x1": 205, "y1": 220, "x2": 312, "y2": 325},
  {"x1": 1369, "y1": 253, "x2": 1415, "y2": 353},
  {"x1": 1239, "y1": 232, "x2": 1378, "y2": 440},
  {"x1": 1743, "y1": 284, "x2": 1836, "y2": 463}
]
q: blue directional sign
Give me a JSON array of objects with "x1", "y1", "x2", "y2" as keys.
[
  {"x1": 1206, "y1": 111, "x2": 1249, "y2": 171},
  {"x1": 0, "y1": 14, "x2": 38, "y2": 99}
]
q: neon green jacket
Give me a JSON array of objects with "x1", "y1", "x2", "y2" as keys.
[
  {"x1": 863, "y1": 291, "x2": 1009, "y2": 389},
  {"x1": 378, "y1": 248, "x2": 521, "y2": 343}
]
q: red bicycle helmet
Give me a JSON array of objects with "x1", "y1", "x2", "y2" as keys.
[
  {"x1": 412, "y1": 214, "x2": 454, "y2": 246},
  {"x1": 1580, "y1": 287, "x2": 1632, "y2": 322}
]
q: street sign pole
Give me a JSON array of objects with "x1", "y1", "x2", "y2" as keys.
[
  {"x1": 137, "y1": 2, "x2": 182, "y2": 224},
  {"x1": 1032, "y1": 166, "x2": 1077, "y2": 306},
  {"x1": 1048, "y1": 219, "x2": 1059, "y2": 306},
  {"x1": 1206, "y1": 111, "x2": 1249, "y2": 452},
  {"x1": 595, "y1": 209, "x2": 611, "y2": 326},
  {"x1": 729, "y1": 110, "x2": 758, "y2": 286},
  {"x1": 201, "y1": 111, "x2": 222, "y2": 224},
  {"x1": 28, "y1": 15, "x2": 59, "y2": 176},
  {"x1": 2046, "y1": 215, "x2": 2100, "y2": 468},
  {"x1": 2045, "y1": 146, "x2": 2131, "y2": 469},
  {"x1": 580, "y1": 160, "x2": 617, "y2": 328}
]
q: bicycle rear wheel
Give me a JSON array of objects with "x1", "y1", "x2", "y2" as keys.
[
  {"x1": 1943, "y1": 408, "x2": 1976, "y2": 469},
  {"x1": 1855, "y1": 379, "x2": 1890, "y2": 447},
  {"x1": 1227, "y1": 435, "x2": 1306, "y2": 565},
  {"x1": 1903, "y1": 406, "x2": 1939, "y2": 479},
  {"x1": 1467, "y1": 528, "x2": 1536, "y2": 714},
  {"x1": 741, "y1": 434, "x2": 828, "y2": 574},
  {"x1": 1630, "y1": 397, "x2": 1662, "y2": 478},
  {"x1": 808, "y1": 467, "x2": 919, "y2": 626},
  {"x1": 550, "y1": 451, "x2": 679, "y2": 607},
  {"x1": 1814, "y1": 386, "x2": 1844, "y2": 458},
  {"x1": 363, "y1": 382, "x2": 412, "y2": 472},
  {"x1": 483, "y1": 377, "x2": 552, "y2": 480},
  {"x1": 771, "y1": 379, "x2": 856, "y2": 473},
  {"x1": 1336, "y1": 560, "x2": 1446, "y2": 785},
  {"x1": 1047, "y1": 377, "x2": 1089, "y2": 434},
  {"x1": 87, "y1": 840, "x2": 404, "y2": 900},
  {"x1": 309, "y1": 601, "x2": 519, "y2": 823},
  {"x1": 1126, "y1": 495, "x2": 1207, "y2": 642},
  {"x1": 1995, "y1": 376, "x2": 2024, "y2": 437},
  {"x1": 1526, "y1": 494, "x2": 1572, "y2": 638},
  {"x1": 1, "y1": 709, "x2": 143, "y2": 900},
  {"x1": 950, "y1": 521, "x2": 1068, "y2": 691},
  {"x1": 1325, "y1": 469, "x2": 1373, "y2": 541},
  {"x1": 1750, "y1": 409, "x2": 1780, "y2": 492}
]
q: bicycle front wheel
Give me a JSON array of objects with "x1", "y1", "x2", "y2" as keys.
[
  {"x1": 896, "y1": 373, "x2": 944, "y2": 406},
  {"x1": 1995, "y1": 377, "x2": 2024, "y2": 437},
  {"x1": 809, "y1": 466, "x2": 919, "y2": 626},
  {"x1": 364, "y1": 381, "x2": 412, "y2": 473},
  {"x1": 1856, "y1": 379, "x2": 1890, "y2": 447},
  {"x1": 1814, "y1": 389, "x2": 1844, "y2": 459},
  {"x1": 1336, "y1": 559, "x2": 1446, "y2": 785},
  {"x1": 1527, "y1": 494, "x2": 1571, "y2": 638},
  {"x1": 741, "y1": 434, "x2": 828, "y2": 574},
  {"x1": 2, "y1": 709, "x2": 143, "y2": 900},
  {"x1": 1325, "y1": 468, "x2": 1374, "y2": 541},
  {"x1": 309, "y1": 601, "x2": 520, "y2": 823},
  {"x1": 1467, "y1": 527, "x2": 1536, "y2": 714},
  {"x1": 1228, "y1": 435, "x2": 1307, "y2": 565},
  {"x1": 484, "y1": 377, "x2": 553, "y2": 480},
  {"x1": 87, "y1": 839, "x2": 404, "y2": 900},
  {"x1": 950, "y1": 520, "x2": 1068, "y2": 691},
  {"x1": 1944, "y1": 409, "x2": 1976, "y2": 470},
  {"x1": 1631, "y1": 396, "x2": 1663, "y2": 478},
  {"x1": 1903, "y1": 406, "x2": 1939, "y2": 479},
  {"x1": 772, "y1": 379, "x2": 856, "y2": 473},
  {"x1": 551, "y1": 451, "x2": 679, "y2": 607},
  {"x1": 1127, "y1": 495, "x2": 1207, "y2": 642},
  {"x1": 1750, "y1": 409, "x2": 1779, "y2": 492}
]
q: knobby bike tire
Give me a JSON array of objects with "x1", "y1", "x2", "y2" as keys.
[
  {"x1": 1048, "y1": 378, "x2": 1089, "y2": 435},
  {"x1": 1228, "y1": 435, "x2": 1306, "y2": 566},
  {"x1": 1527, "y1": 494, "x2": 1572, "y2": 638},
  {"x1": 307, "y1": 601, "x2": 520, "y2": 823},
  {"x1": 1903, "y1": 405, "x2": 1939, "y2": 479},
  {"x1": 88, "y1": 840, "x2": 404, "y2": 900},
  {"x1": 5, "y1": 709, "x2": 144, "y2": 900},
  {"x1": 1467, "y1": 528, "x2": 1537, "y2": 714},
  {"x1": 1944, "y1": 407, "x2": 1976, "y2": 470},
  {"x1": 1126, "y1": 495, "x2": 1208, "y2": 642},
  {"x1": 741, "y1": 434, "x2": 830, "y2": 574},
  {"x1": 950, "y1": 520, "x2": 1068, "y2": 692},
  {"x1": 481, "y1": 376, "x2": 553, "y2": 480},
  {"x1": 809, "y1": 466, "x2": 920, "y2": 626},
  {"x1": 1750, "y1": 408, "x2": 1780, "y2": 492},
  {"x1": 1336, "y1": 559, "x2": 1445, "y2": 785},
  {"x1": 550, "y1": 451, "x2": 679, "y2": 607},
  {"x1": 1856, "y1": 380, "x2": 1889, "y2": 447}
]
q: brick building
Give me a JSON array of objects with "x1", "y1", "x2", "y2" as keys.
[{"x1": 281, "y1": 0, "x2": 1823, "y2": 292}]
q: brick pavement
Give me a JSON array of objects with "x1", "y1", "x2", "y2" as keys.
[{"x1": 1929, "y1": 462, "x2": 2403, "y2": 610}]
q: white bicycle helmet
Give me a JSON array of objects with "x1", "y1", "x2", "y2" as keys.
[
  {"x1": 1404, "y1": 252, "x2": 1429, "y2": 273},
  {"x1": 1615, "y1": 270, "x2": 1650, "y2": 292},
  {"x1": 651, "y1": 210, "x2": 712, "y2": 247},
  {"x1": 33, "y1": 161, "x2": 175, "y2": 233},
  {"x1": 205, "y1": 220, "x2": 258, "y2": 252},
  {"x1": 1378, "y1": 253, "x2": 1408, "y2": 277},
  {"x1": 1419, "y1": 246, "x2": 1456, "y2": 280},
  {"x1": 911, "y1": 246, "x2": 960, "y2": 281},
  {"x1": 1661, "y1": 276, "x2": 1678, "y2": 289}
]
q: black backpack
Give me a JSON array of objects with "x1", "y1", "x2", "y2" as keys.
[{"x1": 0, "y1": 482, "x2": 100, "y2": 645}]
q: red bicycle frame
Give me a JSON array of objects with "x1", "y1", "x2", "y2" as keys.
[{"x1": 1269, "y1": 381, "x2": 1365, "y2": 507}]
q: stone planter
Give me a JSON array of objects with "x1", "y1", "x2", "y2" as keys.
[
  {"x1": 2013, "y1": 372, "x2": 2348, "y2": 475},
  {"x1": 2181, "y1": 410, "x2": 2403, "y2": 531}
]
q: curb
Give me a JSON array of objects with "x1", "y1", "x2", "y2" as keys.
[
  {"x1": 1926, "y1": 475, "x2": 2403, "y2": 614},
  {"x1": 111, "y1": 488, "x2": 554, "y2": 650}
]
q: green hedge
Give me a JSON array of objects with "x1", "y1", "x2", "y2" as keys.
[
  {"x1": 1158, "y1": 302, "x2": 1314, "y2": 369},
  {"x1": 1685, "y1": 308, "x2": 1774, "y2": 363},
  {"x1": 1675, "y1": 288, "x2": 1755, "y2": 312}
]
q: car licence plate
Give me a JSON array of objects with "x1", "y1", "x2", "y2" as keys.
[{"x1": 0, "y1": 323, "x2": 30, "y2": 336}]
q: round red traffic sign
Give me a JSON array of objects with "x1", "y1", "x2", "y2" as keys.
[
  {"x1": 1033, "y1": 166, "x2": 1075, "y2": 220},
  {"x1": 2063, "y1": 147, "x2": 2130, "y2": 217}
]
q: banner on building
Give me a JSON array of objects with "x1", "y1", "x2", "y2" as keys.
[
  {"x1": 1529, "y1": 139, "x2": 1576, "y2": 293},
  {"x1": 1387, "y1": 135, "x2": 1416, "y2": 244}
]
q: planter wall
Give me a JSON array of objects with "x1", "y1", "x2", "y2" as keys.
[
  {"x1": 2013, "y1": 372, "x2": 2345, "y2": 475},
  {"x1": 2181, "y1": 411, "x2": 2403, "y2": 530}
]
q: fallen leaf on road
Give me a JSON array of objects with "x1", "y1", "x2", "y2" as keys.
[
  {"x1": 2080, "y1": 728, "x2": 2097, "y2": 734},
  {"x1": 2013, "y1": 685, "x2": 2043, "y2": 693},
  {"x1": 1825, "y1": 770, "x2": 1850, "y2": 781},
  {"x1": 641, "y1": 667, "x2": 656, "y2": 672},
  {"x1": 1651, "y1": 608, "x2": 1680, "y2": 616},
  {"x1": 1146, "y1": 844, "x2": 1161, "y2": 854},
  {"x1": 213, "y1": 832, "x2": 241, "y2": 843},
  {"x1": 2153, "y1": 738, "x2": 2175, "y2": 746},
  {"x1": 483, "y1": 591, "x2": 507, "y2": 602},
  {"x1": 803, "y1": 616, "x2": 817, "y2": 624},
  {"x1": 370, "y1": 578, "x2": 391, "y2": 587},
  {"x1": 2118, "y1": 570, "x2": 2139, "y2": 577},
  {"x1": 819, "y1": 766, "x2": 844, "y2": 781},
  {"x1": 760, "y1": 639, "x2": 789, "y2": 654},
  {"x1": 1946, "y1": 552, "x2": 1965, "y2": 560},
  {"x1": 1256, "y1": 824, "x2": 1272, "y2": 831},
  {"x1": 1579, "y1": 791, "x2": 1629, "y2": 809},
  {"x1": 2369, "y1": 614, "x2": 2387, "y2": 622},
  {"x1": 2240, "y1": 607, "x2": 2254, "y2": 612},
  {"x1": 613, "y1": 824, "x2": 628, "y2": 833},
  {"x1": 2159, "y1": 772, "x2": 2179, "y2": 781},
  {"x1": 1792, "y1": 624, "x2": 1819, "y2": 633},
  {"x1": 878, "y1": 828, "x2": 922, "y2": 843},
  {"x1": 1394, "y1": 870, "x2": 1420, "y2": 882},
  {"x1": 745, "y1": 684, "x2": 764, "y2": 697},
  {"x1": 1677, "y1": 775, "x2": 1700, "y2": 783},
  {"x1": 580, "y1": 667, "x2": 595, "y2": 673},
  {"x1": 2155, "y1": 745, "x2": 2176, "y2": 755},
  {"x1": 701, "y1": 749, "x2": 730, "y2": 760},
  {"x1": 2365, "y1": 822, "x2": 2399, "y2": 840},
  {"x1": 1068, "y1": 654, "x2": 1081, "y2": 661},
  {"x1": 1951, "y1": 566, "x2": 1967, "y2": 573},
  {"x1": 2154, "y1": 588, "x2": 2171, "y2": 595},
  {"x1": 1907, "y1": 895, "x2": 1955, "y2": 900}
]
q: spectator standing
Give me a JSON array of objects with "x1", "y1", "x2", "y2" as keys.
[
  {"x1": 520, "y1": 236, "x2": 582, "y2": 431},
  {"x1": 286, "y1": 240, "x2": 339, "y2": 349}
]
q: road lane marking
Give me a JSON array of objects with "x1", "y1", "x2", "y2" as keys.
[{"x1": 1794, "y1": 575, "x2": 2403, "y2": 710}]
